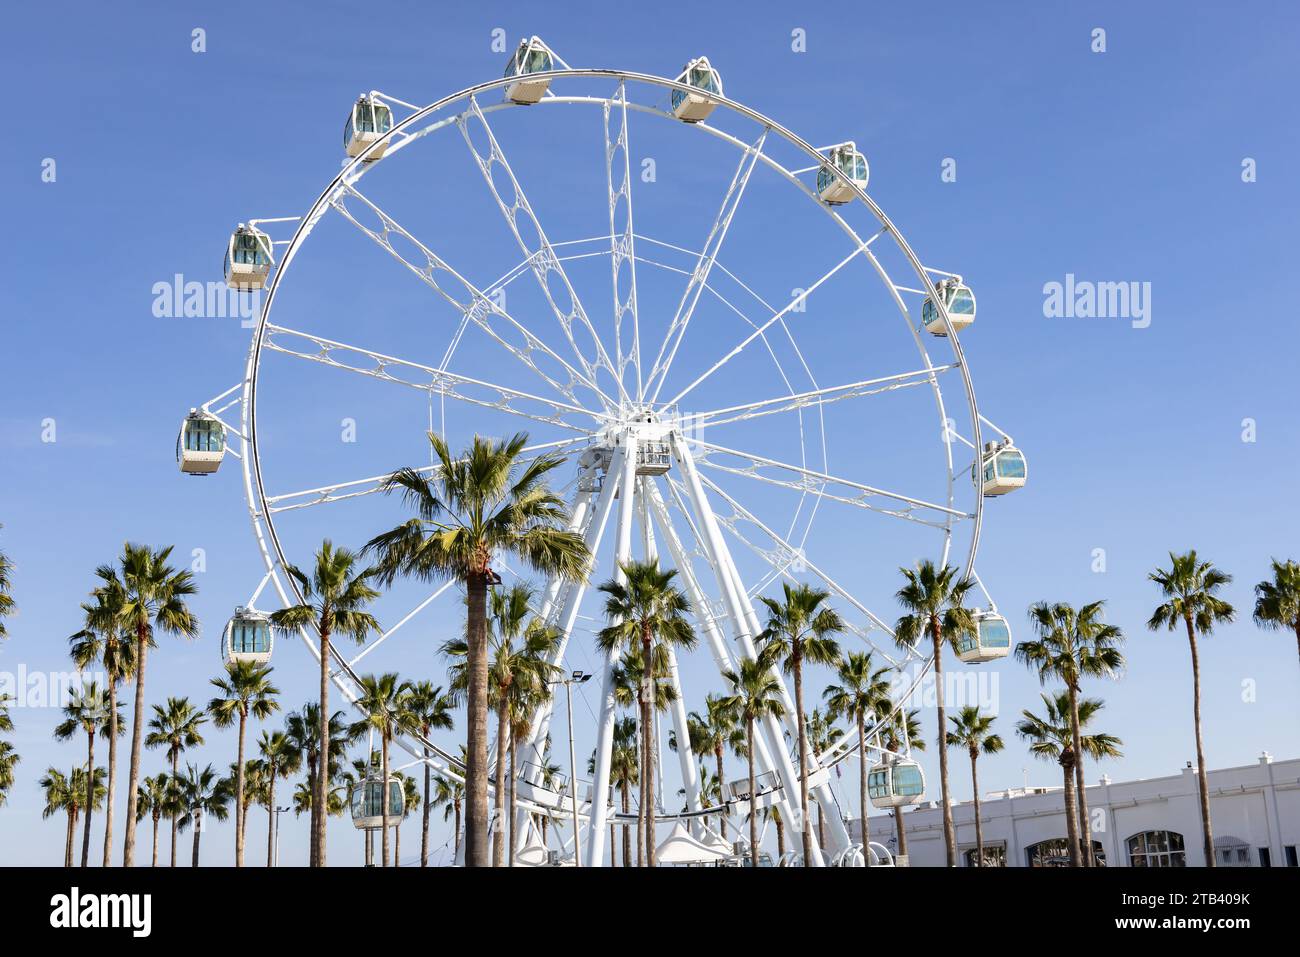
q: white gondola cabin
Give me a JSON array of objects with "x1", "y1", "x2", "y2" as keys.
[
  {"x1": 868, "y1": 757, "x2": 926, "y2": 809},
  {"x1": 223, "y1": 607, "x2": 273, "y2": 664},
  {"x1": 344, "y1": 94, "x2": 394, "y2": 160},
  {"x1": 671, "y1": 57, "x2": 722, "y2": 123},
  {"x1": 504, "y1": 36, "x2": 556, "y2": 104},
  {"x1": 817, "y1": 143, "x2": 870, "y2": 205},
  {"x1": 177, "y1": 410, "x2": 225, "y2": 475},
  {"x1": 921, "y1": 279, "x2": 976, "y2": 336},
  {"x1": 350, "y1": 777, "x2": 405, "y2": 829},
  {"x1": 957, "y1": 610, "x2": 1012, "y2": 664},
  {"x1": 978, "y1": 441, "x2": 1027, "y2": 496},
  {"x1": 223, "y1": 224, "x2": 273, "y2": 291}
]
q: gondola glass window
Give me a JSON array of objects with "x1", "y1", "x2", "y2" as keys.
[{"x1": 184, "y1": 417, "x2": 224, "y2": 453}]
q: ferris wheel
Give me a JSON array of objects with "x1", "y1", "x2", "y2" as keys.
[{"x1": 180, "y1": 37, "x2": 1028, "y2": 867}]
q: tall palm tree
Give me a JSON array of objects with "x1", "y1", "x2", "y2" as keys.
[
  {"x1": 208, "y1": 660, "x2": 280, "y2": 866},
  {"x1": 682, "y1": 696, "x2": 743, "y2": 840},
  {"x1": 292, "y1": 775, "x2": 347, "y2": 863},
  {"x1": 611, "y1": 642, "x2": 679, "y2": 863},
  {"x1": 258, "y1": 729, "x2": 301, "y2": 867},
  {"x1": 879, "y1": 707, "x2": 924, "y2": 860},
  {"x1": 1148, "y1": 550, "x2": 1235, "y2": 867},
  {"x1": 365, "y1": 432, "x2": 588, "y2": 867},
  {"x1": 945, "y1": 705, "x2": 1003, "y2": 867},
  {"x1": 756, "y1": 582, "x2": 842, "y2": 866},
  {"x1": 1253, "y1": 558, "x2": 1300, "y2": 670},
  {"x1": 43, "y1": 766, "x2": 104, "y2": 866},
  {"x1": 270, "y1": 542, "x2": 381, "y2": 867},
  {"x1": 284, "y1": 701, "x2": 351, "y2": 866},
  {"x1": 1018, "y1": 601, "x2": 1125, "y2": 866},
  {"x1": 178, "y1": 763, "x2": 230, "y2": 867},
  {"x1": 431, "y1": 772, "x2": 465, "y2": 859},
  {"x1": 893, "y1": 560, "x2": 975, "y2": 867},
  {"x1": 823, "y1": 650, "x2": 892, "y2": 852},
  {"x1": 401, "y1": 681, "x2": 455, "y2": 867},
  {"x1": 719, "y1": 656, "x2": 785, "y2": 868},
  {"x1": 53, "y1": 682, "x2": 122, "y2": 867},
  {"x1": 103, "y1": 543, "x2": 199, "y2": 866},
  {"x1": 1017, "y1": 692, "x2": 1121, "y2": 866},
  {"x1": 804, "y1": 708, "x2": 842, "y2": 850},
  {"x1": 348, "y1": 672, "x2": 412, "y2": 867},
  {"x1": 608, "y1": 716, "x2": 640, "y2": 866},
  {"x1": 597, "y1": 559, "x2": 696, "y2": 868},
  {"x1": 145, "y1": 696, "x2": 206, "y2": 867},
  {"x1": 69, "y1": 578, "x2": 134, "y2": 866},
  {"x1": 136, "y1": 774, "x2": 170, "y2": 867},
  {"x1": 0, "y1": 529, "x2": 12, "y2": 642}
]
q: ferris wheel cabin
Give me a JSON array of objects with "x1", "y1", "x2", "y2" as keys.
[
  {"x1": 350, "y1": 777, "x2": 405, "y2": 829},
  {"x1": 223, "y1": 607, "x2": 273, "y2": 664},
  {"x1": 978, "y1": 441, "x2": 1027, "y2": 497},
  {"x1": 504, "y1": 36, "x2": 556, "y2": 104},
  {"x1": 177, "y1": 410, "x2": 225, "y2": 475},
  {"x1": 956, "y1": 610, "x2": 1012, "y2": 664},
  {"x1": 868, "y1": 757, "x2": 926, "y2": 809},
  {"x1": 223, "y1": 224, "x2": 273, "y2": 291},
  {"x1": 817, "y1": 143, "x2": 870, "y2": 205},
  {"x1": 344, "y1": 95, "x2": 394, "y2": 160},
  {"x1": 671, "y1": 57, "x2": 722, "y2": 123},
  {"x1": 921, "y1": 279, "x2": 976, "y2": 336}
]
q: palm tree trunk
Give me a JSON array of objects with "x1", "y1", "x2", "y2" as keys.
[
  {"x1": 794, "y1": 655, "x2": 813, "y2": 866},
  {"x1": 493, "y1": 698, "x2": 508, "y2": 867},
  {"x1": 931, "y1": 618, "x2": 956, "y2": 866},
  {"x1": 306, "y1": 753, "x2": 319, "y2": 867},
  {"x1": 508, "y1": 731, "x2": 518, "y2": 867},
  {"x1": 1061, "y1": 753, "x2": 1081, "y2": 867},
  {"x1": 266, "y1": 771, "x2": 276, "y2": 867},
  {"x1": 365, "y1": 828, "x2": 373, "y2": 867},
  {"x1": 635, "y1": 716, "x2": 644, "y2": 867},
  {"x1": 64, "y1": 809, "x2": 75, "y2": 867},
  {"x1": 421, "y1": 744, "x2": 431, "y2": 867},
  {"x1": 102, "y1": 673, "x2": 117, "y2": 867},
  {"x1": 150, "y1": 813, "x2": 159, "y2": 867},
  {"x1": 893, "y1": 806, "x2": 908, "y2": 860},
  {"x1": 1066, "y1": 683, "x2": 1094, "y2": 866},
  {"x1": 1185, "y1": 615, "x2": 1215, "y2": 867},
  {"x1": 643, "y1": 631, "x2": 657, "y2": 869},
  {"x1": 453, "y1": 799, "x2": 461, "y2": 857},
  {"x1": 715, "y1": 747, "x2": 728, "y2": 840},
  {"x1": 465, "y1": 572, "x2": 490, "y2": 868},
  {"x1": 317, "y1": 625, "x2": 332, "y2": 868},
  {"x1": 81, "y1": 730, "x2": 95, "y2": 867},
  {"x1": 170, "y1": 753, "x2": 179, "y2": 867},
  {"x1": 381, "y1": 734, "x2": 391, "y2": 868},
  {"x1": 620, "y1": 781, "x2": 631, "y2": 867},
  {"x1": 970, "y1": 750, "x2": 983, "y2": 867},
  {"x1": 121, "y1": 625, "x2": 148, "y2": 866},
  {"x1": 857, "y1": 713, "x2": 867, "y2": 862},
  {"x1": 192, "y1": 812, "x2": 201, "y2": 867},
  {"x1": 235, "y1": 710, "x2": 247, "y2": 867},
  {"x1": 747, "y1": 719, "x2": 758, "y2": 867},
  {"x1": 775, "y1": 810, "x2": 786, "y2": 861},
  {"x1": 395, "y1": 820, "x2": 401, "y2": 865}
]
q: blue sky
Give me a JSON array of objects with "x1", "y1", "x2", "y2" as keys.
[{"x1": 1, "y1": 0, "x2": 1298, "y2": 866}]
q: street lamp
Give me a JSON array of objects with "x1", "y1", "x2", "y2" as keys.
[
  {"x1": 273, "y1": 805, "x2": 291, "y2": 867},
  {"x1": 551, "y1": 670, "x2": 592, "y2": 867}
]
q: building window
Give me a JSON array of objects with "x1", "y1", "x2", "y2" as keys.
[
  {"x1": 1127, "y1": 830, "x2": 1186, "y2": 867},
  {"x1": 963, "y1": 844, "x2": 1007, "y2": 867},
  {"x1": 1215, "y1": 836, "x2": 1251, "y2": 867},
  {"x1": 1025, "y1": 839, "x2": 1107, "y2": 867},
  {"x1": 1258, "y1": 847, "x2": 1271, "y2": 868},
  {"x1": 1285, "y1": 846, "x2": 1298, "y2": 868}
]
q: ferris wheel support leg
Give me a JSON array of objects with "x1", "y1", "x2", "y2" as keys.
[
  {"x1": 672, "y1": 436, "x2": 817, "y2": 863},
  {"x1": 585, "y1": 436, "x2": 638, "y2": 867}
]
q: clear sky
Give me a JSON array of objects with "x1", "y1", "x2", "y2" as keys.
[{"x1": 1, "y1": 0, "x2": 1298, "y2": 867}]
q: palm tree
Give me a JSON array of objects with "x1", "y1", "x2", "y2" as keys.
[
  {"x1": 178, "y1": 763, "x2": 230, "y2": 867},
  {"x1": 879, "y1": 707, "x2": 924, "y2": 859},
  {"x1": 145, "y1": 696, "x2": 206, "y2": 866},
  {"x1": 292, "y1": 776, "x2": 347, "y2": 863},
  {"x1": 364, "y1": 432, "x2": 588, "y2": 867},
  {"x1": 804, "y1": 708, "x2": 842, "y2": 850},
  {"x1": 0, "y1": 695, "x2": 17, "y2": 807},
  {"x1": 69, "y1": 578, "x2": 134, "y2": 866},
  {"x1": 43, "y1": 766, "x2": 104, "y2": 866},
  {"x1": 136, "y1": 774, "x2": 170, "y2": 867},
  {"x1": 208, "y1": 660, "x2": 280, "y2": 866},
  {"x1": 608, "y1": 716, "x2": 640, "y2": 866},
  {"x1": 103, "y1": 543, "x2": 199, "y2": 866},
  {"x1": 401, "y1": 681, "x2": 455, "y2": 867},
  {"x1": 393, "y1": 771, "x2": 420, "y2": 865},
  {"x1": 284, "y1": 701, "x2": 351, "y2": 866},
  {"x1": 682, "y1": 695, "x2": 742, "y2": 840},
  {"x1": 719, "y1": 656, "x2": 785, "y2": 868},
  {"x1": 1148, "y1": 550, "x2": 1235, "y2": 867},
  {"x1": 824, "y1": 650, "x2": 892, "y2": 853},
  {"x1": 1254, "y1": 558, "x2": 1300, "y2": 670},
  {"x1": 945, "y1": 706, "x2": 1003, "y2": 867},
  {"x1": 348, "y1": 673, "x2": 412, "y2": 867},
  {"x1": 597, "y1": 559, "x2": 696, "y2": 868},
  {"x1": 893, "y1": 560, "x2": 975, "y2": 867},
  {"x1": 611, "y1": 642, "x2": 679, "y2": 863},
  {"x1": 1017, "y1": 600, "x2": 1124, "y2": 866},
  {"x1": 757, "y1": 582, "x2": 842, "y2": 866},
  {"x1": 258, "y1": 729, "x2": 301, "y2": 867},
  {"x1": 270, "y1": 542, "x2": 381, "y2": 867},
  {"x1": 431, "y1": 772, "x2": 465, "y2": 859},
  {"x1": 53, "y1": 682, "x2": 122, "y2": 867},
  {"x1": 0, "y1": 528, "x2": 12, "y2": 641}
]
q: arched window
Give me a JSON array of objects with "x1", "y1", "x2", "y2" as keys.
[
  {"x1": 1127, "y1": 830, "x2": 1186, "y2": 867},
  {"x1": 1025, "y1": 838, "x2": 1107, "y2": 867},
  {"x1": 963, "y1": 844, "x2": 1006, "y2": 867}
]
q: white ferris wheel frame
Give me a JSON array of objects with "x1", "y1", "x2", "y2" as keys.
[{"x1": 194, "y1": 66, "x2": 1017, "y2": 867}]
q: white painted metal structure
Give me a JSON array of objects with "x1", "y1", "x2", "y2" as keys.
[{"x1": 185, "y1": 55, "x2": 1024, "y2": 866}]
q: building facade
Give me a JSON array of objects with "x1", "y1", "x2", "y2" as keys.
[{"x1": 851, "y1": 753, "x2": 1300, "y2": 867}]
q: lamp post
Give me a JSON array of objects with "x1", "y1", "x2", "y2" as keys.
[
  {"x1": 273, "y1": 805, "x2": 291, "y2": 867},
  {"x1": 552, "y1": 670, "x2": 592, "y2": 866}
]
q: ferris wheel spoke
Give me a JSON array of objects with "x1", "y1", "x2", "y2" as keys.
[
  {"x1": 644, "y1": 127, "x2": 769, "y2": 404},
  {"x1": 347, "y1": 579, "x2": 458, "y2": 668},
  {"x1": 263, "y1": 435, "x2": 590, "y2": 514},
  {"x1": 684, "y1": 436, "x2": 971, "y2": 526},
  {"x1": 684, "y1": 364, "x2": 956, "y2": 431},
  {"x1": 459, "y1": 97, "x2": 626, "y2": 407},
  {"x1": 604, "y1": 81, "x2": 643, "y2": 399},
  {"x1": 262, "y1": 324, "x2": 606, "y2": 434},
  {"x1": 329, "y1": 183, "x2": 608, "y2": 409}
]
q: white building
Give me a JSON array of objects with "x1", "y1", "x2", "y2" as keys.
[{"x1": 852, "y1": 752, "x2": 1300, "y2": 867}]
